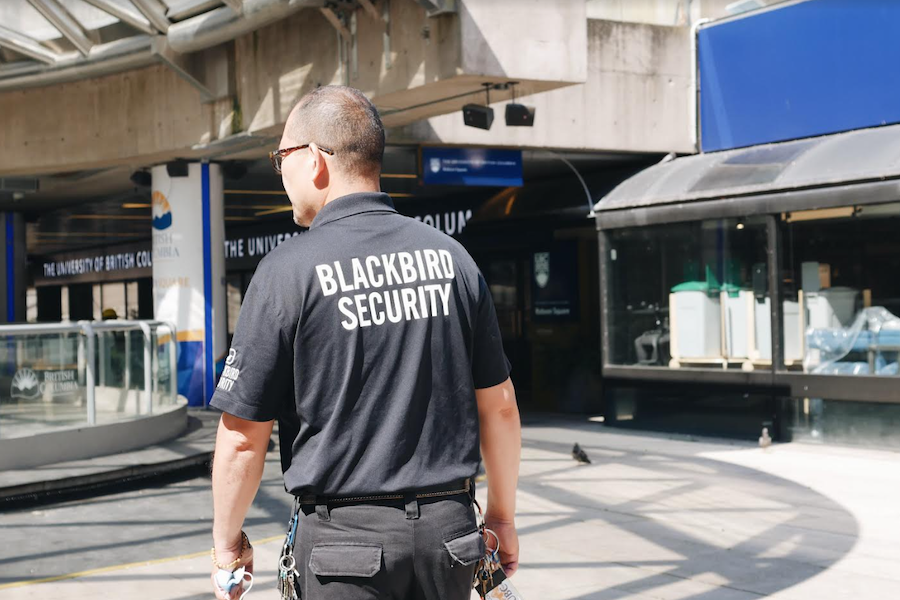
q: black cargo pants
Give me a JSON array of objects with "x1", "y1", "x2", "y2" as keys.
[{"x1": 293, "y1": 492, "x2": 485, "y2": 600}]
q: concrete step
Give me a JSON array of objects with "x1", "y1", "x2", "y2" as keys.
[{"x1": 0, "y1": 408, "x2": 220, "y2": 507}]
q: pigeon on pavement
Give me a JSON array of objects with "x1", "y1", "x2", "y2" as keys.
[{"x1": 572, "y1": 443, "x2": 592, "y2": 464}]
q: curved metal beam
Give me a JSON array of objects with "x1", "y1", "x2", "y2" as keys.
[
  {"x1": 166, "y1": 0, "x2": 323, "y2": 54},
  {"x1": 166, "y1": 0, "x2": 223, "y2": 22},
  {"x1": 80, "y1": 0, "x2": 156, "y2": 35},
  {"x1": 26, "y1": 0, "x2": 95, "y2": 56},
  {"x1": 221, "y1": 0, "x2": 244, "y2": 14},
  {"x1": 132, "y1": 0, "x2": 171, "y2": 34},
  {"x1": 0, "y1": 25, "x2": 59, "y2": 64},
  {"x1": 0, "y1": 0, "x2": 324, "y2": 89},
  {"x1": 0, "y1": 39, "x2": 154, "y2": 92}
]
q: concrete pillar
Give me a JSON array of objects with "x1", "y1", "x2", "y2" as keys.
[
  {"x1": 0, "y1": 212, "x2": 26, "y2": 324},
  {"x1": 151, "y1": 162, "x2": 226, "y2": 406}
]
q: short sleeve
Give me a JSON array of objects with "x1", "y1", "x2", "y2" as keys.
[
  {"x1": 471, "y1": 273, "x2": 511, "y2": 389},
  {"x1": 209, "y1": 274, "x2": 294, "y2": 421}
]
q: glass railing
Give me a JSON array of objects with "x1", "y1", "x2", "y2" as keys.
[{"x1": 0, "y1": 320, "x2": 180, "y2": 440}]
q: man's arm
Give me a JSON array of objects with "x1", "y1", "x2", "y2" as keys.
[
  {"x1": 477, "y1": 376, "x2": 521, "y2": 576},
  {"x1": 211, "y1": 413, "x2": 274, "y2": 577}
]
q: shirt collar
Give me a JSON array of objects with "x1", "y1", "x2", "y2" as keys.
[{"x1": 309, "y1": 192, "x2": 397, "y2": 229}]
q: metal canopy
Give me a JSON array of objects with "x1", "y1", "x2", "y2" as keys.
[
  {"x1": 0, "y1": 0, "x2": 324, "y2": 91},
  {"x1": 595, "y1": 123, "x2": 900, "y2": 213}
]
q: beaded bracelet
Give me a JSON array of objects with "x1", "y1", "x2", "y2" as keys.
[{"x1": 211, "y1": 530, "x2": 251, "y2": 571}]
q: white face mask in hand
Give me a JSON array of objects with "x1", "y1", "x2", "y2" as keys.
[{"x1": 215, "y1": 566, "x2": 254, "y2": 600}]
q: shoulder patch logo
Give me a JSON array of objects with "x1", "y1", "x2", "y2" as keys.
[{"x1": 217, "y1": 349, "x2": 240, "y2": 392}]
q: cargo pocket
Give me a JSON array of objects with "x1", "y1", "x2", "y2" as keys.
[
  {"x1": 443, "y1": 529, "x2": 485, "y2": 567},
  {"x1": 308, "y1": 542, "x2": 384, "y2": 578}
]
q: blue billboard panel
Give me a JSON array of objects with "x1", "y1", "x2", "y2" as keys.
[
  {"x1": 422, "y1": 147, "x2": 523, "y2": 187},
  {"x1": 699, "y1": 0, "x2": 900, "y2": 152}
]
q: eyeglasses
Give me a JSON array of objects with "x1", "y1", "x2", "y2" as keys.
[{"x1": 268, "y1": 144, "x2": 335, "y2": 174}]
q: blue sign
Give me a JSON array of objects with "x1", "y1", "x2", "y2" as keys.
[
  {"x1": 698, "y1": 0, "x2": 900, "y2": 152},
  {"x1": 422, "y1": 148, "x2": 523, "y2": 187}
]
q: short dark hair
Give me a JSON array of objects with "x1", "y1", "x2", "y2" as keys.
[{"x1": 284, "y1": 86, "x2": 385, "y2": 180}]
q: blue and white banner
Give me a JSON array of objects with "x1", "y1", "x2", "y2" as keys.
[{"x1": 151, "y1": 163, "x2": 226, "y2": 406}]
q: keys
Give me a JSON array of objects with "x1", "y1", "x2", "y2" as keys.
[
  {"x1": 278, "y1": 550, "x2": 301, "y2": 600},
  {"x1": 475, "y1": 528, "x2": 505, "y2": 598}
]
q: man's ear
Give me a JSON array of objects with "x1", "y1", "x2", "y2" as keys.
[{"x1": 310, "y1": 145, "x2": 329, "y2": 189}]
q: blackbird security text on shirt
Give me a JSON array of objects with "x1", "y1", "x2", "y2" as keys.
[{"x1": 315, "y1": 249, "x2": 456, "y2": 331}]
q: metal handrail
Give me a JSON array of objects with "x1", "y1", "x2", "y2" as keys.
[{"x1": 0, "y1": 319, "x2": 179, "y2": 432}]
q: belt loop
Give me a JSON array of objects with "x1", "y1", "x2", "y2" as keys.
[
  {"x1": 315, "y1": 501, "x2": 331, "y2": 522},
  {"x1": 404, "y1": 493, "x2": 420, "y2": 520}
]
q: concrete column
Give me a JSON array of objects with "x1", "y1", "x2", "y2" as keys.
[
  {"x1": 0, "y1": 212, "x2": 26, "y2": 324},
  {"x1": 151, "y1": 162, "x2": 226, "y2": 406}
]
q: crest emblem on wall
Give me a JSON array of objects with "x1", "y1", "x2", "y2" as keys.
[
  {"x1": 534, "y1": 252, "x2": 550, "y2": 289},
  {"x1": 11, "y1": 368, "x2": 41, "y2": 400},
  {"x1": 429, "y1": 158, "x2": 442, "y2": 173}
]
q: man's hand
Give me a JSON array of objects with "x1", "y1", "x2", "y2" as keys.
[
  {"x1": 485, "y1": 514, "x2": 519, "y2": 576},
  {"x1": 211, "y1": 543, "x2": 254, "y2": 600}
]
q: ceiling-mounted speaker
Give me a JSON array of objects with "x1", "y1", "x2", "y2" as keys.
[
  {"x1": 129, "y1": 171, "x2": 152, "y2": 187},
  {"x1": 166, "y1": 160, "x2": 189, "y2": 178},
  {"x1": 463, "y1": 104, "x2": 494, "y2": 130},
  {"x1": 505, "y1": 103, "x2": 535, "y2": 127}
]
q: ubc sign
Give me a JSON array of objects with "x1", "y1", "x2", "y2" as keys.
[{"x1": 422, "y1": 148, "x2": 523, "y2": 187}]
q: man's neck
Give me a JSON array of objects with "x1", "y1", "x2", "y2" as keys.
[{"x1": 323, "y1": 179, "x2": 381, "y2": 206}]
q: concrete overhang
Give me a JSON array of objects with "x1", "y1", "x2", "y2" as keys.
[{"x1": 1, "y1": 0, "x2": 588, "y2": 181}]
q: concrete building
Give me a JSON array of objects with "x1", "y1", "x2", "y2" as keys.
[{"x1": 0, "y1": 1, "x2": 788, "y2": 430}]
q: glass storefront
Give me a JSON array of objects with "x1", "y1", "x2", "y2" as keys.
[
  {"x1": 596, "y1": 122, "x2": 900, "y2": 446},
  {"x1": 781, "y1": 203, "x2": 900, "y2": 378},
  {"x1": 607, "y1": 216, "x2": 770, "y2": 370},
  {"x1": 604, "y1": 204, "x2": 900, "y2": 382}
]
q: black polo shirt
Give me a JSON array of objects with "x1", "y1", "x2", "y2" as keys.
[{"x1": 210, "y1": 192, "x2": 510, "y2": 496}]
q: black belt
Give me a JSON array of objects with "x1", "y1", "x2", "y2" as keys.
[{"x1": 297, "y1": 478, "x2": 472, "y2": 506}]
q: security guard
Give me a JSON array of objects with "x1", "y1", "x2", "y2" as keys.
[{"x1": 209, "y1": 86, "x2": 521, "y2": 600}]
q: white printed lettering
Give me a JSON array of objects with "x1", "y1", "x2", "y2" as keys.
[
  {"x1": 401, "y1": 287, "x2": 419, "y2": 320},
  {"x1": 354, "y1": 293, "x2": 372, "y2": 327},
  {"x1": 382, "y1": 253, "x2": 401, "y2": 286},
  {"x1": 423, "y1": 249, "x2": 442, "y2": 280},
  {"x1": 437, "y1": 283, "x2": 452, "y2": 315},
  {"x1": 369, "y1": 292, "x2": 385, "y2": 325},
  {"x1": 413, "y1": 250, "x2": 428, "y2": 281},
  {"x1": 385, "y1": 289, "x2": 402, "y2": 323},
  {"x1": 314, "y1": 250, "x2": 457, "y2": 329},
  {"x1": 438, "y1": 250, "x2": 455, "y2": 279},
  {"x1": 338, "y1": 297, "x2": 359, "y2": 330},
  {"x1": 316, "y1": 264, "x2": 338, "y2": 296},
  {"x1": 398, "y1": 252, "x2": 417, "y2": 284},
  {"x1": 334, "y1": 261, "x2": 354, "y2": 293},
  {"x1": 366, "y1": 256, "x2": 384, "y2": 288},
  {"x1": 351, "y1": 258, "x2": 370, "y2": 290}
]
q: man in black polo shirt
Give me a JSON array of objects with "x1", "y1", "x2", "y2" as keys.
[{"x1": 209, "y1": 86, "x2": 521, "y2": 600}]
